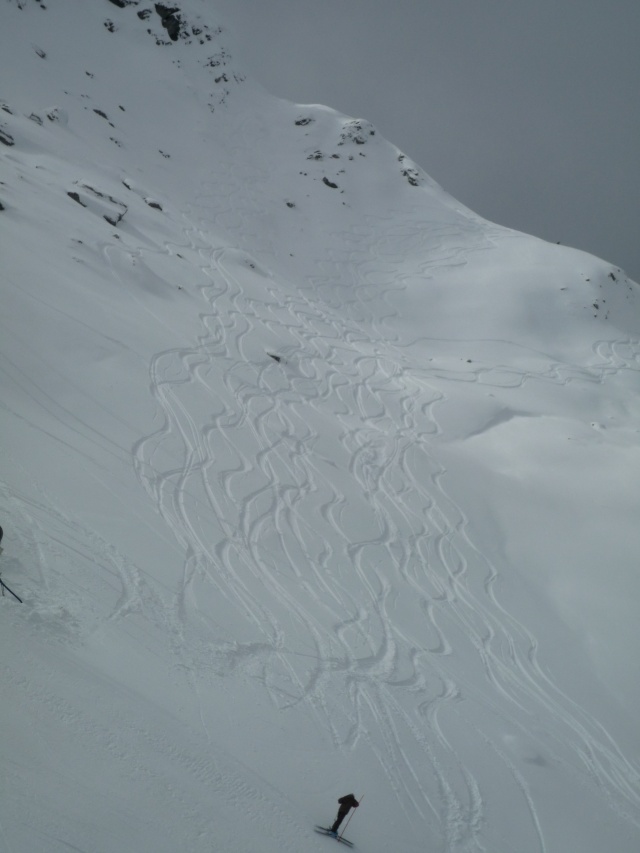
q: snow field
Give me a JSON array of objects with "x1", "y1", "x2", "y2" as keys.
[{"x1": 1, "y1": 2, "x2": 639, "y2": 852}]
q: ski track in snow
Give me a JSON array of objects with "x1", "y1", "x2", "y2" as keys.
[
  {"x1": 2, "y1": 119, "x2": 639, "y2": 847},
  {"x1": 110, "y1": 156, "x2": 640, "y2": 851}
]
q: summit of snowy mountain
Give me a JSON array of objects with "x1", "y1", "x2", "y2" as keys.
[{"x1": 1, "y1": 2, "x2": 639, "y2": 852}]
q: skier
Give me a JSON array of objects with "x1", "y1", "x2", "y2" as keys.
[{"x1": 330, "y1": 793, "x2": 359, "y2": 836}]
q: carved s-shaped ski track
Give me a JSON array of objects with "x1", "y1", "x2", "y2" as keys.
[{"x1": 127, "y1": 166, "x2": 640, "y2": 852}]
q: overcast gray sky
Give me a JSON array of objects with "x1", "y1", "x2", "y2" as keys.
[{"x1": 213, "y1": 0, "x2": 639, "y2": 282}]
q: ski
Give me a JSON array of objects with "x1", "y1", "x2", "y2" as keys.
[{"x1": 314, "y1": 826, "x2": 355, "y2": 848}]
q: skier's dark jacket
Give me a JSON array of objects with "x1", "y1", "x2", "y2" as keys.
[{"x1": 330, "y1": 793, "x2": 360, "y2": 834}]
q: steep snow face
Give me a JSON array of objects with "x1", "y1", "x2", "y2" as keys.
[{"x1": 1, "y1": 2, "x2": 640, "y2": 853}]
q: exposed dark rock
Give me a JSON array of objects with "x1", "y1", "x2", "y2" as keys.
[
  {"x1": 93, "y1": 108, "x2": 115, "y2": 127},
  {"x1": 155, "y1": 3, "x2": 182, "y2": 41},
  {"x1": 295, "y1": 117, "x2": 313, "y2": 126},
  {"x1": 104, "y1": 20, "x2": 116, "y2": 33},
  {"x1": 83, "y1": 184, "x2": 120, "y2": 204},
  {"x1": 322, "y1": 177, "x2": 338, "y2": 189},
  {"x1": 0, "y1": 129, "x2": 15, "y2": 146},
  {"x1": 15, "y1": 0, "x2": 47, "y2": 9},
  {"x1": 137, "y1": 9, "x2": 152, "y2": 20},
  {"x1": 146, "y1": 199, "x2": 163, "y2": 210},
  {"x1": 67, "y1": 191, "x2": 87, "y2": 207},
  {"x1": 29, "y1": 113, "x2": 43, "y2": 125}
]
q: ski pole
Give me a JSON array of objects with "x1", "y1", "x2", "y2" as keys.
[
  {"x1": 0, "y1": 578, "x2": 22, "y2": 603},
  {"x1": 339, "y1": 794, "x2": 363, "y2": 841}
]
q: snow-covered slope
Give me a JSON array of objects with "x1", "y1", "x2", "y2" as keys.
[{"x1": 1, "y1": 2, "x2": 639, "y2": 852}]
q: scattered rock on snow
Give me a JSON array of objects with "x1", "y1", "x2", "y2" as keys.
[
  {"x1": 47, "y1": 107, "x2": 68, "y2": 125},
  {"x1": 401, "y1": 168, "x2": 420, "y2": 187},
  {"x1": 78, "y1": 183, "x2": 128, "y2": 226},
  {"x1": 398, "y1": 154, "x2": 421, "y2": 187},
  {"x1": 204, "y1": 49, "x2": 230, "y2": 68},
  {"x1": 338, "y1": 118, "x2": 375, "y2": 146}
]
